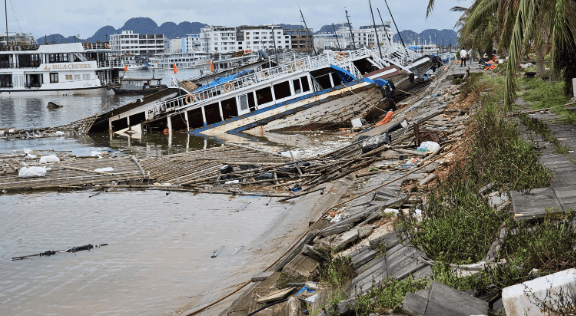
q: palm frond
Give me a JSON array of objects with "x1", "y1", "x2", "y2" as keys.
[
  {"x1": 450, "y1": 6, "x2": 469, "y2": 12},
  {"x1": 426, "y1": 0, "x2": 435, "y2": 19}
]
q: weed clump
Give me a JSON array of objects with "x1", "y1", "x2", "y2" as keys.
[
  {"x1": 352, "y1": 277, "x2": 430, "y2": 315},
  {"x1": 318, "y1": 256, "x2": 357, "y2": 288}
]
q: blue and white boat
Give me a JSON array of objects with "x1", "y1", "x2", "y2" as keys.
[{"x1": 89, "y1": 48, "x2": 438, "y2": 138}]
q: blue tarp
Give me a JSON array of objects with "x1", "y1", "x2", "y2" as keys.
[
  {"x1": 195, "y1": 70, "x2": 254, "y2": 93},
  {"x1": 330, "y1": 64, "x2": 357, "y2": 83}
]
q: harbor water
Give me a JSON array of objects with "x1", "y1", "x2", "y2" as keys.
[{"x1": 0, "y1": 68, "x2": 350, "y2": 315}]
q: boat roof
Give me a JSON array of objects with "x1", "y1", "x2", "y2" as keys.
[
  {"x1": 195, "y1": 70, "x2": 253, "y2": 92},
  {"x1": 121, "y1": 78, "x2": 162, "y2": 81}
]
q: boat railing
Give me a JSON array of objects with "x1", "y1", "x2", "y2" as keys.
[
  {"x1": 148, "y1": 48, "x2": 375, "y2": 117},
  {"x1": 98, "y1": 60, "x2": 124, "y2": 68}
]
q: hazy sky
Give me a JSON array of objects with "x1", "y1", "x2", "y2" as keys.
[{"x1": 5, "y1": 0, "x2": 468, "y2": 38}]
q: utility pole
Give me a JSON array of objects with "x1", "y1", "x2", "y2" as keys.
[
  {"x1": 271, "y1": 24, "x2": 279, "y2": 65},
  {"x1": 332, "y1": 23, "x2": 341, "y2": 50},
  {"x1": 345, "y1": 8, "x2": 356, "y2": 49},
  {"x1": 383, "y1": 0, "x2": 411, "y2": 58},
  {"x1": 377, "y1": 8, "x2": 392, "y2": 46},
  {"x1": 369, "y1": 0, "x2": 383, "y2": 59},
  {"x1": 4, "y1": 0, "x2": 8, "y2": 45},
  {"x1": 299, "y1": 7, "x2": 317, "y2": 55}
]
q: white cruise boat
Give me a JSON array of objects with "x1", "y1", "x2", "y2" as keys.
[
  {"x1": 149, "y1": 51, "x2": 211, "y2": 69},
  {"x1": 0, "y1": 34, "x2": 119, "y2": 96}
]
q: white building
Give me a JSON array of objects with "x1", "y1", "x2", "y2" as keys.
[
  {"x1": 166, "y1": 38, "x2": 182, "y2": 53},
  {"x1": 314, "y1": 33, "x2": 349, "y2": 51},
  {"x1": 335, "y1": 24, "x2": 394, "y2": 49},
  {"x1": 109, "y1": 30, "x2": 165, "y2": 57},
  {"x1": 182, "y1": 34, "x2": 201, "y2": 53},
  {"x1": 198, "y1": 25, "x2": 291, "y2": 54}
]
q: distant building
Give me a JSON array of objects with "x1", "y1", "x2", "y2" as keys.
[
  {"x1": 198, "y1": 25, "x2": 291, "y2": 54},
  {"x1": 182, "y1": 34, "x2": 201, "y2": 53},
  {"x1": 109, "y1": 30, "x2": 165, "y2": 57},
  {"x1": 167, "y1": 38, "x2": 182, "y2": 53},
  {"x1": 314, "y1": 33, "x2": 349, "y2": 51},
  {"x1": 335, "y1": 24, "x2": 394, "y2": 49},
  {"x1": 283, "y1": 29, "x2": 314, "y2": 52}
]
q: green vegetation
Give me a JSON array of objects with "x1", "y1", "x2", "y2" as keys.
[
  {"x1": 399, "y1": 74, "x2": 550, "y2": 264},
  {"x1": 518, "y1": 78, "x2": 576, "y2": 125},
  {"x1": 353, "y1": 277, "x2": 430, "y2": 315},
  {"x1": 519, "y1": 113, "x2": 569, "y2": 154},
  {"x1": 318, "y1": 256, "x2": 357, "y2": 288}
]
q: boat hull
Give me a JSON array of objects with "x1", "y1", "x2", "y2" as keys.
[{"x1": 0, "y1": 86, "x2": 109, "y2": 97}]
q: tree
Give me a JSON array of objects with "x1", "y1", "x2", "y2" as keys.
[{"x1": 428, "y1": 0, "x2": 576, "y2": 107}]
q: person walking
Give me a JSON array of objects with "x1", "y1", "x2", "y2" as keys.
[{"x1": 460, "y1": 48, "x2": 468, "y2": 67}]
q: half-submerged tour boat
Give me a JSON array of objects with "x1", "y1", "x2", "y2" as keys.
[
  {"x1": 88, "y1": 48, "x2": 439, "y2": 138},
  {"x1": 0, "y1": 34, "x2": 119, "y2": 96}
]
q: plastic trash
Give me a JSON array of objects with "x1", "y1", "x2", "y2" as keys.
[
  {"x1": 91, "y1": 151, "x2": 103, "y2": 157},
  {"x1": 292, "y1": 185, "x2": 302, "y2": 192},
  {"x1": 225, "y1": 180, "x2": 240, "y2": 184},
  {"x1": 26, "y1": 154, "x2": 37, "y2": 159},
  {"x1": 23, "y1": 148, "x2": 32, "y2": 154},
  {"x1": 219, "y1": 165, "x2": 234, "y2": 174},
  {"x1": 54, "y1": 131, "x2": 65, "y2": 136},
  {"x1": 351, "y1": 118, "x2": 363, "y2": 128},
  {"x1": 39, "y1": 155, "x2": 60, "y2": 164},
  {"x1": 361, "y1": 133, "x2": 391, "y2": 153},
  {"x1": 331, "y1": 214, "x2": 342, "y2": 223},
  {"x1": 94, "y1": 167, "x2": 114, "y2": 173},
  {"x1": 258, "y1": 173, "x2": 274, "y2": 180},
  {"x1": 417, "y1": 141, "x2": 441, "y2": 154},
  {"x1": 19, "y1": 167, "x2": 48, "y2": 178},
  {"x1": 8, "y1": 129, "x2": 14, "y2": 133}
]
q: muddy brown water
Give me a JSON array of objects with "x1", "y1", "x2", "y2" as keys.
[
  {"x1": 0, "y1": 75, "x2": 351, "y2": 315},
  {"x1": 0, "y1": 190, "x2": 298, "y2": 316}
]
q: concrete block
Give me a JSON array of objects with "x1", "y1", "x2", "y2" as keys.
[
  {"x1": 402, "y1": 292, "x2": 428, "y2": 315},
  {"x1": 428, "y1": 281, "x2": 488, "y2": 316},
  {"x1": 333, "y1": 229, "x2": 359, "y2": 250},
  {"x1": 282, "y1": 253, "x2": 319, "y2": 279},
  {"x1": 369, "y1": 230, "x2": 399, "y2": 250},
  {"x1": 351, "y1": 249, "x2": 377, "y2": 269},
  {"x1": 251, "y1": 271, "x2": 274, "y2": 282},
  {"x1": 358, "y1": 226, "x2": 374, "y2": 239},
  {"x1": 502, "y1": 268, "x2": 576, "y2": 316}
]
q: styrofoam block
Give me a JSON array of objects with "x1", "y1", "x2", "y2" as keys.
[{"x1": 502, "y1": 268, "x2": 576, "y2": 316}]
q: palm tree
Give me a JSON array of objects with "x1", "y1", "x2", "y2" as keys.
[{"x1": 428, "y1": 0, "x2": 576, "y2": 107}]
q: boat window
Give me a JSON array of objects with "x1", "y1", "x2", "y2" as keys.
[
  {"x1": 301, "y1": 76, "x2": 310, "y2": 92},
  {"x1": 273, "y1": 81, "x2": 291, "y2": 100},
  {"x1": 74, "y1": 75, "x2": 81, "y2": 81},
  {"x1": 255, "y1": 86, "x2": 273, "y2": 105},
  {"x1": 49, "y1": 54, "x2": 70, "y2": 63},
  {"x1": 239, "y1": 94, "x2": 249, "y2": 111},
  {"x1": 248, "y1": 92, "x2": 256, "y2": 112},
  {"x1": 293, "y1": 79, "x2": 302, "y2": 94},
  {"x1": 0, "y1": 55, "x2": 12, "y2": 69},
  {"x1": 204, "y1": 103, "x2": 222, "y2": 124},
  {"x1": 0, "y1": 74, "x2": 12, "y2": 87},
  {"x1": 49, "y1": 73, "x2": 58, "y2": 83},
  {"x1": 83, "y1": 74, "x2": 90, "y2": 80},
  {"x1": 221, "y1": 97, "x2": 238, "y2": 119},
  {"x1": 187, "y1": 108, "x2": 205, "y2": 128},
  {"x1": 65, "y1": 75, "x2": 72, "y2": 80},
  {"x1": 17, "y1": 54, "x2": 40, "y2": 68}
]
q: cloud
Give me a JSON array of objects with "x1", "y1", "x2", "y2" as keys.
[{"x1": 8, "y1": 0, "x2": 467, "y2": 38}]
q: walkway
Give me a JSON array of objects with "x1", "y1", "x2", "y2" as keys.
[{"x1": 511, "y1": 105, "x2": 576, "y2": 220}]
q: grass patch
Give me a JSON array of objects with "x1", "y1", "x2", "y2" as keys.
[
  {"x1": 399, "y1": 74, "x2": 551, "y2": 265},
  {"x1": 352, "y1": 276, "x2": 430, "y2": 315},
  {"x1": 519, "y1": 113, "x2": 570, "y2": 154},
  {"x1": 318, "y1": 256, "x2": 357, "y2": 288},
  {"x1": 518, "y1": 77, "x2": 576, "y2": 124}
]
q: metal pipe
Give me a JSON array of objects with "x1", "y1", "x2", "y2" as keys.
[
  {"x1": 332, "y1": 23, "x2": 341, "y2": 50},
  {"x1": 377, "y1": 8, "x2": 392, "y2": 45},
  {"x1": 383, "y1": 0, "x2": 411, "y2": 58},
  {"x1": 345, "y1": 8, "x2": 356, "y2": 49},
  {"x1": 299, "y1": 7, "x2": 317, "y2": 55},
  {"x1": 4, "y1": 0, "x2": 8, "y2": 44},
  {"x1": 369, "y1": 0, "x2": 383, "y2": 59}
]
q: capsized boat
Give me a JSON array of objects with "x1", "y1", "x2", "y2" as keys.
[{"x1": 87, "y1": 48, "x2": 440, "y2": 138}]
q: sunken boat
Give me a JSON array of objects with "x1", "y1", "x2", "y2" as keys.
[{"x1": 87, "y1": 48, "x2": 439, "y2": 138}]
